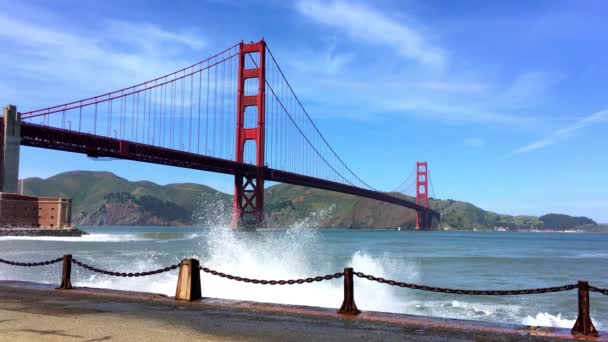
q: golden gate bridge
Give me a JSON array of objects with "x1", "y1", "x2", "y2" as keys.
[{"x1": 0, "y1": 40, "x2": 440, "y2": 229}]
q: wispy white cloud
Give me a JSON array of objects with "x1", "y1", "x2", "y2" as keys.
[
  {"x1": 284, "y1": 38, "x2": 354, "y2": 75},
  {"x1": 380, "y1": 98, "x2": 522, "y2": 124},
  {"x1": 287, "y1": 2, "x2": 565, "y2": 126},
  {"x1": 104, "y1": 19, "x2": 205, "y2": 51},
  {"x1": 277, "y1": 67, "x2": 528, "y2": 124},
  {"x1": 501, "y1": 71, "x2": 562, "y2": 107},
  {"x1": 0, "y1": 11, "x2": 206, "y2": 109},
  {"x1": 295, "y1": 0, "x2": 445, "y2": 68},
  {"x1": 509, "y1": 109, "x2": 608, "y2": 155}
]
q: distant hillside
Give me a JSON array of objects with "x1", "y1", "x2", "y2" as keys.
[
  {"x1": 538, "y1": 214, "x2": 596, "y2": 230},
  {"x1": 23, "y1": 171, "x2": 231, "y2": 226},
  {"x1": 264, "y1": 184, "x2": 546, "y2": 230},
  {"x1": 431, "y1": 199, "x2": 544, "y2": 230},
  {"x1": 21, "y1": 171, "x2": 602, "y2": 231},
  {"x1": 264, "y1": 184, "x2": 418, "y2": 228}
]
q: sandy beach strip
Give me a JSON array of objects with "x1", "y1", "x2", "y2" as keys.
[{"x1": 0, "y1": 281, "x2": 604, "y2": 341}]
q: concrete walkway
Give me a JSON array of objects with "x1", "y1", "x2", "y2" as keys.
[{"x1": 0, "y1": 281, "x2": 604, "y2": 341}]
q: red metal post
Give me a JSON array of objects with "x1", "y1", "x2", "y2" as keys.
[
  {"x1": 57, "y1": 254, "x2": 73, "y2": 290},
  {"x1": 337, "y1": 267, "x2": 360, "y2": 315},
  {"x1": 571, "y1": 281, "x2": 598, "y2": 336},
  {"x1": 0, "y1": 118, "x2": 4, "y2": 192},
  {"x1": 416, "y1": 161, "x2": 429, "y2": 229},
  {"x1": 232, "y1": 40, "x2": 266, "y2": 228}
]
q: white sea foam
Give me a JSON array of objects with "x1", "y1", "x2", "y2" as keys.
[
  {"x1": 194, "y1": 225, "x2": 342, "y2": 308},
  {"x1": 522, "y1": 313, "x2": 604, "y2": 330},
  {"x1": 72, "y1": 226, "x2": 415, "y2": 313},
  {"x1": 0, "y1": 233, "x2": 149, "y2": 242},
  {"x1": 410, "y1": 299, "x2": 522, "y2": 322},
  {"x1": 565, "y1": 252, "x2": 608, "y2": 259},
  {"x1": 522, "y1": 313, "x2": 576, "y2": 328}
]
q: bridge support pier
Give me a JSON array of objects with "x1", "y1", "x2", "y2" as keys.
[
  {"x1": 1, "y1": 104, "x2": 20, "y2": 193},
  {"x1": 417, "y1": 209, "x2": 433, "y2": 230},
  {"x1": 233, "y1": 172, "x2": 264, "y2": 228}
]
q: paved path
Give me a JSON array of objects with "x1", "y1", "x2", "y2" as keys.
[{"x1": 0, "y1": 281, "x2": 603, "y2": 341}]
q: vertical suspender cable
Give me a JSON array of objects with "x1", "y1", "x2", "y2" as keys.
[
  {"x1": 206, "y1": 60, "x2": 210, "y2": 155},
  {"x1": 190, "y1": 68, "x2": 194, "y2": 152}
]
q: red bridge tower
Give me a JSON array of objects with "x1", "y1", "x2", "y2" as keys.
[
  {"x1": 416, "y1": 161, "x2": 431, "y2": 229},
  {"x1": 233, "y1": 40, "x2": 266, "y2": 227}
]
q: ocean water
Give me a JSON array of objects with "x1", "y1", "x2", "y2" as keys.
[{"x1": 0, "y1": 225, "x2": 606, "y2": 330}]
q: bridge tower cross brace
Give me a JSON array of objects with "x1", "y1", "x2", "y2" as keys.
[
  {"x1": 415, "y1": 161, "x2": 430, "y2": 229},
  {"x1": 232, "y1": 40, "x2": 266, "y2": 228}
]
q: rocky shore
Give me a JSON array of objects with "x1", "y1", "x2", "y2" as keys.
[{"x1": 0, "y1": 227, "x2": 86, "y2": 237}]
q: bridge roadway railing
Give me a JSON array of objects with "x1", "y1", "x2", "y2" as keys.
[{"x1": 1, "y1": 255, "x2": 604, "y2": 336}]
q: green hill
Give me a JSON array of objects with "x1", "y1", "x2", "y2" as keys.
[
  {"x1": 538, "y1": 214, "x2": 596, "y2": 230},
  {"x1": 264, "y1": 184, "x2": 418, "y2": 228},
  {"x1": 23, "y1": 171, "x2": 231, "y2": 226},
  {"x1": 20, "y1": 171, "x2": 601, "y2": 230},
  {"x1": 431, "y1": 199, "x2": 544, "y2": 230}
]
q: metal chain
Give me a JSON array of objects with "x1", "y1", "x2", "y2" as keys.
[
  {"x1": 200, "y1": 266, "x2": 343, "y2": 285},
  {"x1": 354, "y1": 272, "x2": 578, "y2": 295},
  {"x1": 72, "y1": 258, "x2": 180, "y2": 277},
  {"x1": 590, "y1": 285, "x2": 608, "y2": 295},
  {"x1": 1, "y1": 254, "x2": 600, "y2": 297},
  {"x1": 0, "y1": 257, "x2": 63, "y2": 267}
]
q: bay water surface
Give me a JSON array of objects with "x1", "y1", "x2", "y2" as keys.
[{"x1": 1, "y1": 226, "x2": 606, "y2": 330}]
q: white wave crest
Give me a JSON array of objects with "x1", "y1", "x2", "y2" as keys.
[
  {"x1": 521, "y1": 312, "x2": 603, "y2": 330},
  {"x1": 522, "y1": 313, "x2": 576, "y2": 328}
]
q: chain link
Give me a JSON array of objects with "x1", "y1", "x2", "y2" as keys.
[
  {"x1": 354, "y1": 272, "x2": 578, "y2": 295},
  {"x1": 200, "y1": 266, "x2": 343, "y2": 285},
  {"x1": 0, "y1": 257, "x2": 63, "y2": 267},
  {"x1": 590, "y1": 285, "x2": 608, "y2": 295},
  {"x1": 72, "y1": 258, "x2": 180, "y2": 277}
]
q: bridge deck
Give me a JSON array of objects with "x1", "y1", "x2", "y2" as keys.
[{"x1": 17, "y1": 122, "x2": 440, "y2": 219}]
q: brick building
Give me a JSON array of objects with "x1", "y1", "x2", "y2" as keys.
[{"x1": 0, "y1": 193, "x2": 72, "y2": 228}]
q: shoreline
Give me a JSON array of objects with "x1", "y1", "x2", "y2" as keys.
[
  {"x1": 78, "y1": 225, "x2": 608, "y2": 233},
  {"x1": 0, "y1": 227, "x2": 86, "y2": 237},
  {"x1": 0, "y1": 280, "x2": 604, "y2": 341}
]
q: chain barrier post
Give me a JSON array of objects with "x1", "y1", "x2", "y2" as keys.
[
  {"x1": 571, "y1": 281, "x2": 598, "y2": 336},
  {"x1": 175, "y1": 258, "x2": 201, "y2": 301},
  {"x1": 57, "y1": 254, "x2": 73, "y2": 290},
  {"x1": 337, "y1": 267, "x2": 359, "y2": 315}
]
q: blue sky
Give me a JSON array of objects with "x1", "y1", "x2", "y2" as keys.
[{"x1": 1, "y1": 0, "x2": 607, "y2": 222}]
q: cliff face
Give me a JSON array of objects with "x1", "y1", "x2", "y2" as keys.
[
  {"x1": 79, "y1": 194, "x2": 192, "y2": 226},
  {"x1": 22, "y1": 171, "x2": 601, "y2": 230}
]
